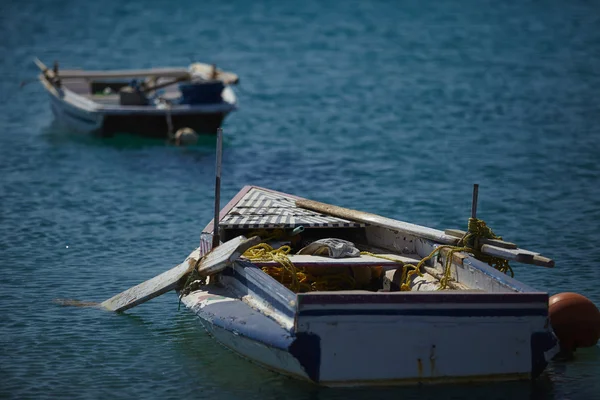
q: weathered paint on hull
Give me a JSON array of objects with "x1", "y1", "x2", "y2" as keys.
[
  {"x1": 183, "y1": 286, "x2": 557, "y2": 386},
  {"x1": 181, "y1": 288, "x2": 311, "y2": 381},
  {"x1": 299, "y1": 316, "x2": 549, "y2": 384},
  {"x1": 194, "y1": 312, "x2": 549, "y2": 387},
  {"x1": 198, "y1": 320, "x2": 312, "y2": 382},
  {"x1": 198, "y1": 314, "x2": 533, "y2": 387}
]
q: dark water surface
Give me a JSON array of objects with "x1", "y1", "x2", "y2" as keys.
[{"x1": 1, "y1": 0, "x2": 600, "y2": 398}]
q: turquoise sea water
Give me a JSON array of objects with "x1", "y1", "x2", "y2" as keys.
[{"x1": 1, "y1": 0, "x2": 600, "y2": 398}]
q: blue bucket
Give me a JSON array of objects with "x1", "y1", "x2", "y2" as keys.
[{"x1": 179, "y1": 80, "x2": 225, "y2": 105}]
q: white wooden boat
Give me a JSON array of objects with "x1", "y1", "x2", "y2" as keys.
[
  {"x1": 35, "y1": 59, "x2": 238, "y2": 138},
  {"x1": 176, "y1": 185, "x2": 562, "y2": 386}
]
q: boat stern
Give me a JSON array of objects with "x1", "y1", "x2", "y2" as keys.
[{"x1": 293, "y1": 291, "x2": 556, "y2": 386}]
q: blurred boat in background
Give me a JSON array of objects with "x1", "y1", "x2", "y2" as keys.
[{"x1": 34, "y1": 58, "x2": 238, "y2": 138}]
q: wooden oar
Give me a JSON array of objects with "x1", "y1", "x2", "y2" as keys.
[
  {"x1": 295, "y1": 199, "x2": 460, "y2": 245},
  {"x1": 101, "y1": 235, "x2": 260, "y2": 312},
  {"x1": 295, "y1": 198, "x2": 554, "y2": 268}
]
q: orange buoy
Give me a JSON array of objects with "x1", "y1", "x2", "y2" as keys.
[{"x1": 549, "y1": 292, "x2": 600, "y2": 352}]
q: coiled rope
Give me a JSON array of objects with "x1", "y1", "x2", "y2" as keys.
[{"x1": 243, "y1": 242, "x2": 358, "y2": 292}]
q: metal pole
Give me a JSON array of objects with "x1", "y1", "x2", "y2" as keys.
[
  {"x1": 212, "y1": 128, "x2": 223, "y2": 248},
  {"x1": 471, "y1": 184, "x2": 479, "y2": 219}
]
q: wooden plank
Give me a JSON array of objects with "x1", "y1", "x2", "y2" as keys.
[
  {"x1": 249, "y1": 253, "x2": 414, "y2": 268},
  {"x1": 101, "y1": 261, "x2": 193, "y2": 312},
  {"x1": 442, "y1": 229, "x2": 552, "y2": 267},
  {"x1": 295, "y1": 199, "x2": 460, "y2": 245},
  {"x1": 367, "y1": 253, "x2": 423, "y2": 264},
  {"x1": 444, "y1": 229, "x2": 518, "y2": 249},
  {"x1": 55, "y1": 63, "x2": 239, "y2": 85},
  {"x1": 531, "y1": 255, "x2": 555, "y2": 268},
  {"x1": 439, "y1": 247, "x2": 469, "y2": 266},
  {"x1": 56, "y1": 68, "x2": 191, "y2": 80},
  {"x1": 480, "y1": 244, "x2": 554, "y2": 268},
  {"x1": 198, "y1": 235, "x2": 260, "y2": 276},
  {"x1": 101, "y1": 235, "x2": 260, "y2": 312}
]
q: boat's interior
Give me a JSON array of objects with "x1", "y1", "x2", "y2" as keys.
[
  {"x1": 209, "y1": 187, "x2": 532, "y2": 296},
  {"x1": 222, "y1": 225, "x2": 474, "y2": 294},
  {"x1": 54, "y1": 72, "x2": 229, "y2": 109},
  {"x1": 61, "y1": 76, "x2": 196, "y2": 106}
]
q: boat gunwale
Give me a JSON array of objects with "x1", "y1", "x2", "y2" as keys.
[
  {"x1": 52, "y1": 62, "x2": 239, "y2": 84},
  {"x1": 39, "y1": 74, "x2": 238, "y2": 115}
]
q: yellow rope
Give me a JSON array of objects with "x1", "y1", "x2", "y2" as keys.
[
  {"x1": 361, "y1": 218, "x2": 514, "y2": 291},
  {"x1": 242, "y1": 217, "x2": 513, "y2": 293},
  {"x1": 458, "y1": 218, "x2": 514, "y2": 277},
  {"x1": 243, "y1": 243, "x2": 359, "y2": 293},
  {"x1": 243, "y1": 243, "x2": 306, "y2": 292},
  {"x1": 393, "y1": 218, "x2": 514, "y2": 290}
]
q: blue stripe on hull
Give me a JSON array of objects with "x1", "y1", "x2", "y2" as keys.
[{"x1": 298, "y1": 308, "x2": 548, "y2": 317}]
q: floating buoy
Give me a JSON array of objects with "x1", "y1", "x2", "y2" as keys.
[
  {"x1": 548, "y1": 292, "x2": 600, "y2": 352},
  {"x1": 174, "y1": 127, "x2": 199, "y2": 146}
]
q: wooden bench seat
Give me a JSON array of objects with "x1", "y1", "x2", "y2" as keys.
[{"x1": 247, "y1": 253, "x2": 422, "y2": 268}]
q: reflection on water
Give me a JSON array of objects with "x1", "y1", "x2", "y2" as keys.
[{"x1": 41, "y1": 120, "x2": 220, "y2": 150}]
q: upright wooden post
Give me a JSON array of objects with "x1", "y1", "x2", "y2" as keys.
[{"x1": 212, "y1": 128, "x2": 223, "y2": 248}]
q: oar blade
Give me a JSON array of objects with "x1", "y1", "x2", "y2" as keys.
[
  {"x1": 101, "y1": 260, "x2": 192, "y2": 312},
  {"x1": 101, "y1": 235, "x2": 259, "y2": 312}
]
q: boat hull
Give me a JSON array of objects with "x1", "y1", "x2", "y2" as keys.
[
  {"x1": 181, "y1": 262, "x2": 558, "y2": 387},
  {"x1": 101, "y1": 111, "x2": 228, "y2": 137},
  {"x1": 49, "y1": 91, "x2": 104, "y2": 133},
  {"x1": 41, "y1": 72, "x2": 236, "y2": 138},
  {"x1": 48, "y1": 94, "x2": 233, "y2": 137},
  {"x1": 178, "y1": 186, "x2": 560, "y2": 386},
  {"x1": 294, "y1": 292, "x2": 557, "y2": 386},
  {"x1": 181, "y1": 286, "x2": 312, "y2": 382}
]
